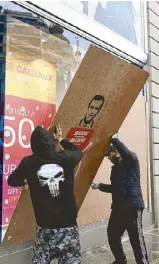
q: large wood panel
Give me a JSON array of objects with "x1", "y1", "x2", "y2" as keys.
[{"x1": 2, "y1": 45, "x2": 149, "y2": 246}]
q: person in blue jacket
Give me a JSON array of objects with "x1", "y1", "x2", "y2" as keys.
[{"x1": 92, "y1": 134, "x2": 149, "y2": 264}]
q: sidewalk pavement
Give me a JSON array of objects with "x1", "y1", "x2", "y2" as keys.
[{"x1": 81, "y1": 228, "x2": 159, "y2": 264}]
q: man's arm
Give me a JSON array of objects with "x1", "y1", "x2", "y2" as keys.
[
  {"x1": 111, "y1": 137, "x2": 137, "y2": 163},
  {"x1": 7, "y1": 158, "x2": 27, "y2": 187},
  {"x1": 60, "y1": 139, "x2": 83, "y2": 167},
  {"x1": 91, "y1": 183, "x2": 112, "y2": 193}
]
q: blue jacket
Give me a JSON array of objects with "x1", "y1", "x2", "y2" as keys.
[{"x1": 99, "y1": 138, "x2": 144, "y2": 209}]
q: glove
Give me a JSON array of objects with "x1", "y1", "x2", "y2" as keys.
[
  {"x1": 112, "y1": 132, "x2": 119, "y2": 139},
  {"x1": 91, "y1": 183, "x2": 100, "y2": 190}
]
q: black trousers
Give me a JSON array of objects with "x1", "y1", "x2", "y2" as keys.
[{"x1": 107, "y1": 207, "x2": 149, "y2": 264}]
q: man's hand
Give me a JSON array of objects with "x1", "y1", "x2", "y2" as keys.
[
  {"x1": 53, "y1": 124, "x2": 63, "y2": 142},
  {"x1": 112, "y1": 132, "x2": 119, "y2": 139},
  {"x1": 21, "y1": 184, "x2": 28, "y2": 192},
  {"x1": 91, "y1": 183, "x2": 100, "y2": 190},
  {"x1": 53, "y1": 124, "x2": 64, "y2": 152}
]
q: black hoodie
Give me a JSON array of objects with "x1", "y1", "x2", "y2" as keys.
[{"x1": 8, "y1": 126, "x2": 83, "y2": 229}]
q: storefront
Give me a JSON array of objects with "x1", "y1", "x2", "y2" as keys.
[{"x1": 0, "y1": 1, "x2": 151, "y2": 263}]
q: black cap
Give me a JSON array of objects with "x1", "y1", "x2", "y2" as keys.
[{"x1": 105, "y1": 145, "x2": 117, "y2": 157}]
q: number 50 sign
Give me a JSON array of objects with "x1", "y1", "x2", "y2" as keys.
[
  {"x1": 4, "y1": 116, "x2": 34, "y2": 149},
  {"x1": 3, "y1": 95, "x2": 55, "y2": 160}
]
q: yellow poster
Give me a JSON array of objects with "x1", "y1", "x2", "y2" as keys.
[{"x1": 5, "y1": 48, "x2": 56, "y2": 103}]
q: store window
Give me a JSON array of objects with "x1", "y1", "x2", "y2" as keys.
[
  {"x1": 65, "y1": 1, "x2": 142, "y2": 47},
  {"x1": 0, "y1": 2, "x2": 90, "y2": 235},
  {"x1": 0, "y1": 2, "x2": 148, "y2": 243}
]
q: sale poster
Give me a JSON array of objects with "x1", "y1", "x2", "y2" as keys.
[{"x1": 2, "y1": 48, "x2": 56, "y2": 226}]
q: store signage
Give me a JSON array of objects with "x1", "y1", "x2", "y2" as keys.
[
  {"x1": 66, "y1": 127, "x2": 93, "y2": 151},
  {"x1": 2, "y1": 48, "x2": 56, "y2": 226}
]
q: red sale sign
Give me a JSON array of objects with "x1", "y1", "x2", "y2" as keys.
[
  {"x1": 2, "y1": 160, "x2": 20, "y2": 225},
  {"x1": 66, "y1": 127, "x2": 93, "y2": 151},
  {"x1": 2, "y1": 95, "x2": 56, "y2": 225}
]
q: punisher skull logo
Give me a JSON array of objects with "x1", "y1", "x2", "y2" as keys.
[{"x1": 37, "y1": 164, "x2": 65, "y2": 197}]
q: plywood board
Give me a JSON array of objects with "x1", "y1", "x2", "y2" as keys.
[{"x1": 2, "y1": 45, "x2": 149, "y2": 246}]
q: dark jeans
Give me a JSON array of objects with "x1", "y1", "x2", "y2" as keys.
[{"x1": 107, "y1": 207, "x2": 149, "y2": 264}]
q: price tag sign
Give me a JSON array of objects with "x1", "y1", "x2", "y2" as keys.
[{"x1": 66, "y1": 127, "x2": 93, "y2": 151}]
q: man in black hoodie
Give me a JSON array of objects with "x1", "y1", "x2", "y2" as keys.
[
  {"x1": 92, "y1": 135, "x2": 148, "y2": 264},
  {"x1": 8, "y1": 124, "x2": 83, "y2": 264}
]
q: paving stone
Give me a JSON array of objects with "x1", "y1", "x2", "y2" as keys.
[{"x1": 81, "y1": 229, "x2": 159, "y2": 263}]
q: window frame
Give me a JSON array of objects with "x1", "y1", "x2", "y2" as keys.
[{"x1": 13, "y1": 1, "x2": 147, "y2": 67}]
